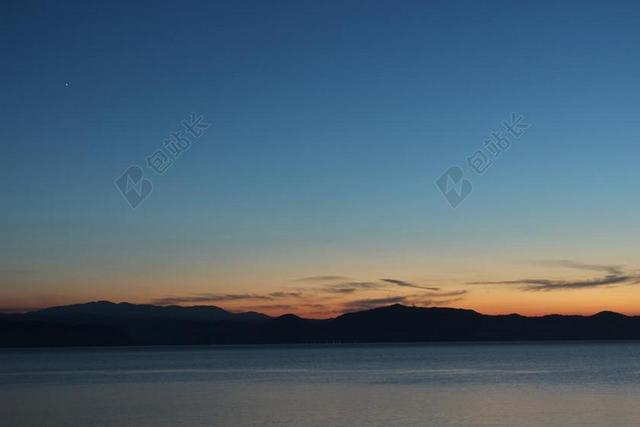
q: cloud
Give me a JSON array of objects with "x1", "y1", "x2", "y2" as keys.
[
  {"x1": 525, "y1": 275, "x2": 630, "y2": 291},
  {"x1": 295, "y1": 276, "x2": 351, "y2": 282},
  {"x1": 296, "y1": 276, "x2": 444, "y2": 294},
  {"x1": 341, "y1": 296, "x2": 409, "y2": 311},
  {"x1": 323, "y1": 281, "x2": 385, "y2": 294},
  {"x1": 152, "y1": 293, "x2": 275, "y2": 305},
  {"x1": 244, "y1": 303, "x2": 329, "y2": 312},
  {"x1": 536, "y1": 260, "x2": 624, "y2": 275},
  {"x1": 469, "y1": 260, "x2": 638, "y2": 292},
  {"x1": 411, "y1": 296, "x2": 466, "y2": 307},
  {"x1": 154, "y1": 291, "x2": 307, "y2": 306},
  {"x1": 151, "y1": 277, "x2": 468, "y2": 315},
  {"x1": 432, "y1": 296, "x2": 466, "y2": 305},
  {"x1": 380, "y1": 278, "x2": 440, "y2": 291},
  {"x1": 268, "y1": 291, "x2": 303, "y2": 298},
  {"x1": 471, "y1": 275, "x2": 630, "y2": 292},
  {"x1": 341, "y1": 292, "x2": 467, "y2": 312},
  {"x1": 422, "y1": 290, "x2": 467, "y2": 297},
  {"x1": 315, "y1": 279, "x2": 457, "y2": 298}
]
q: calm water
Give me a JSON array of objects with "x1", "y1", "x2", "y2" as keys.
[{"x1": 1, "y1": 342, "x2": 640, "y2": 426}]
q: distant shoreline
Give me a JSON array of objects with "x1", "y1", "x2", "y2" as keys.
[
  {"x1": 5, "y1": 339, "x2": 640, "y2": 351},
  {"x1": 3, "y1": 301, "x2": 640, "y2": 348}
]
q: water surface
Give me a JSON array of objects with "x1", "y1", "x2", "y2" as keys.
[{"x1": 1, "y1": 342, "x2": 639, "y2": 426}]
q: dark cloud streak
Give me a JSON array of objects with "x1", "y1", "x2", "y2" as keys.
[
  {"x1": 152, "y1": 293, "x2": 275, "y2": 305},
  {"x1": 380, "y1": 278, "x2": 440, "y2": 291},
  {"x1": 469, "y1": 260, "x2": 637, "y2": 292},
  {"x1": 295, "y1": 276, "x2": 351, "y2": 282},
  {"x1": 537, "y1": 260, "x2": 624, "y2": 275}
]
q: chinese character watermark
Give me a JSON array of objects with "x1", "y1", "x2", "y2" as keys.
[
  {"x1": 435, "y1": 112, "x2": 531, "y2": 208},
  {"x1": 115, "y1": 112, "x2": 210, "y2": 209}
]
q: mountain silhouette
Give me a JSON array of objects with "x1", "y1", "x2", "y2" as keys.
[
  {"x1": 31, "y1": 300, "x2": 267, "y2": 321},
  {"x1": 1, "y1": 301, "x2": 640, "y2": 347}
]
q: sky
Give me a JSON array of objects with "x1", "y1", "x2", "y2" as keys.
[{"x1": 2, "y1": 0, "x2": 640, "y2": 317}]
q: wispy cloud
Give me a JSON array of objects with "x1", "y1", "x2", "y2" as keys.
[
  {"x1": 152, "y1": 276, "x2": 468, "y2": 315},
  {"x1": 469, "y1": 276, "x2": 630, "y2": 291},
  {"x1": 323, "y1": 281, "x2": 385, "y2": 294},
  {"x1": 341, "y1": 296, "x2": 409, "y2": 311},
  {"x1": 380, "y1": 278, "x2": 441, "y2": 291},
  {"x1": 152, "y1": 293, "x2": 275, "y2": 305},
  {"x1": 422, "y1": 290, "x2": 467, "y2": 297},
  {"x1": 268, "y1": 291, "x2": 303, "y2": 298},
  {"x1": 341, "y1": 293, "x2": 466, "y2": 312},
  {"x1": 469, "y1": 260, "x2": 638, "y2": 292},
  {"x1": 295, "y1": 275, "x2": 351, "y2": 282},
  {"x1": 244, "y1": 303, "x2": 329, "y2": 312},
  {"x1": 536, "y1": 260, "x2": 624, "y2": 275}
]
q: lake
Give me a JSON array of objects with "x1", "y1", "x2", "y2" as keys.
[{"x1": 1, "y1": 342, "x2": 639, "y2": 426}]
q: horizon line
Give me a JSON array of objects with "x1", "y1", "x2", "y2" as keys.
[{"x1": 2, "y1": 299, "x2": 638, "y2": 320}]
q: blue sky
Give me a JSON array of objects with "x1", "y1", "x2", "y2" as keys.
[{"x1": 2, "y1": 0, "x2": 640, "y2": 315}]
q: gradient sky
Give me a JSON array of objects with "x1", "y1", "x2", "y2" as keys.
[{"x1": 2, "y1": 0, "x2": 640, "y2": 317}]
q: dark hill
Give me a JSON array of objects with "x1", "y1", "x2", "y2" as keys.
[
  {"x1": 29, "y1": 301, "x2": 267, "y2": 321},
  {"x1": 1, "y1": 302, "x2": 640, "y2": 347}
]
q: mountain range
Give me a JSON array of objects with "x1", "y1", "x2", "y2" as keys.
[{"x1": 1, "y1": 301, "x2": 638, "y2": 347}]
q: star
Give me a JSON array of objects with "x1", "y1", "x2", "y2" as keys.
[{"x1": 65, "y1": 82, "x2": 70, "y2": 87}]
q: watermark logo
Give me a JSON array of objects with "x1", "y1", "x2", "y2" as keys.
[
  {"x1": 435, "y1": 112, "x2": 531, "y2": 208},
  {"x1": 115, "y1": 112, "x2": 210, "y2": 209},
  {"x1": 114, "y1": 165, "x2": 153, "y2": 208},
  {"x1": 435, "y1": 166, "x2": 473, "y2": 208}
]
